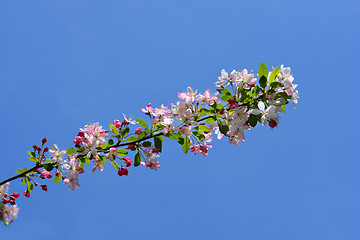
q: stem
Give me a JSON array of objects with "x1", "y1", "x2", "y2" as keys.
[{"x1": 0, "y1": 164, "x2": 43, "y2": 187}]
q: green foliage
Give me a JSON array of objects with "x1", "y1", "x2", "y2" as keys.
[
  {"x1": 197, "y1": 125, "x2": 211, "y2": 133},
  {"x1": 182, "y1": 137, "x2": 190, "y2": 154},
  {"x1": 259, "y1": 76, "x2": 267, "y2": 89},
  {"x1": 258, "y1": 62, "x2": 269, "y2": 79},
  {"x1": 154, "y1": 135, "x2": 163, "y2": 152},
  {"x1": 109, "y1": 124, "x2": 118, "y2": 135},
  {"x1": 43, "y1": 164, "x2": 54, "y2": 171},
  {"x1": 135, "y1": 118, "x2": 149, "y2": 129},
  {"x1": 269, "y1": 67, "x2": 280, "y2": 84},
  {"x1": 54, "y1": 172, "x2": 62, "y2": 183},
  {"x1": 66, "y1": 147, "x2": 75, "y2": 156},
  {"x1": 134, "y1": 152, "x2": 141, "y2": 167},
  {"x1": 16, "y1": 167, "x2": 27, "y2": 174},
  {"x1": 27, "y1": 151, "x2": 36, "y2": 161}
]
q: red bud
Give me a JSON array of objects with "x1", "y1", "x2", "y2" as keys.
[
  {"x1": 2, "y1": 198, "x2": 9, "y2": 204},
  {"x1": 12, "y1": 192, "x2": 20, "y2": 198},
  {"x1": 41, "y1": 185, "x2": 48, "y2": 192},
  {"x1": 24, "y1": 191, "x2": 30, "y2": 198},
  {"x1": 42, "y1": 137, "x2": 47, "y2": 144}
]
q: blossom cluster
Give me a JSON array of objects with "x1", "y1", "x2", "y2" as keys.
[
  {"x1": 0, "y1": 63, "x2": 298, "y2": 226},
  {"x1": 0, "y1": 183, "x2": 19, "y2": 226}
]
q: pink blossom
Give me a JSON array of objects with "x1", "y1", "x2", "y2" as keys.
[
  {"x1": 69, "y1": 178, "x2": 80, "y2": 191},
  {"x1": 49, "y1": 144, "x2": 67, "y2": 163}
]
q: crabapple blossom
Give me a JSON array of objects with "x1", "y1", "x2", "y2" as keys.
[{"x1": 0, "y1": 63, "x2": 298, "y2": 226}]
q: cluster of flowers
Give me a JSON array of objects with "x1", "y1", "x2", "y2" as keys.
[
  {"x1": 0, "y1": 63, "x2": 298, "y2": 226},
  {"x1": 0, "y1": 183, "x2": 19, "y2": 226}
]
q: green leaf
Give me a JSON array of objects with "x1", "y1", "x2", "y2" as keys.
[
  {"x1": 99, "y1": 155, "x2": 107, "y2": 165},
  {"x1": 221, "y1": 95, "x2": 232, "y2": 102},
  {"x1": 281, "y1": 105, "x2": 286, "y2": 113},
  {"x1": 109, "y1": 159, "x2": 119, "y2": 169},
  {"x1": 192, "y1": 131, "x2": 205, "y2": 141},
  {"x1": 43, "y1": 164, "x2": 54, "y2": 171},
  {"x1": 205, "y1": 117, "x2": 216, "y2": 124},
  {"x1": 269, "y1": 67, "x2": 280, "y2": 85},
  {"x1": 66, "y1": 147, "x2": 75, "y2": 156},
  {"x1": 217, "y1": 88, "x2": 232, "y2": 96},
  {"x1": 27, "y1": 181, "x2": 33, "y2": 193},
  {"x1": 218, "y1": 121, "x2": 229, "y2": 135},
  {"x1": 258, "y1": 62, "x2": 269, "y2": 79},
  {"x1": 21, "y1": 177, "x2": 26, "y2": 185},
  {"x1": 154, "y1": 136, "x2": 163, "y2": 152},
  {"x1": 107, "y1": 139, "x2": 114, "y2": 147},
  {"x1": 117, "y1": 149, "x2": 128, "y2": 156},
  {"x1": 134, "y1": 152, "x2": 141, "y2": 167},
  {"x1": 27, "y1": 151, "x2": 36, "y2": 158},
  {"x1": 120, "y1": 127, "x2": 130, "y2": 137},
  {"x1": 270, "y1": 81, "x2": 284, "y2": 89},
  {"x1": 259, "y1": 76, "x2": 267, "y2": 89},
  {"x1": 54, "y1": 172, "x2": 62, "y2": 183},
  {"x1": 110, "y1": 124, "x2": 119, "y2": 135},
  {"x1": 176, "y1": 134, "x2": 184, "y2": 145},
  {"x1": 247, "y1": 114, "x2": 258, "y2": 127},
  {"x1": 142, "y1": 141, "x2": 152, "y2": 148},
  {"x1": 198, "y1": 125, "x2": 211, "y2": 133},
  {"x1": 126, "y1": 136, "x2": 138, "y2": 142},
  {"x1": 182, "y1": 137, "x2": 191, "y2": 154},
  {"x1": 16, "y1": 169, "x2": 24, "y2": 174},
  {"x1": 135, "y1": 118, "x2": 149, "y2": 129},
  {"x1": 27, "y1": 151, "x2": 37, "y2": 161}
]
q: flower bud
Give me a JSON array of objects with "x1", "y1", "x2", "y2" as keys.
[
  {"x1": 43, "y1": 147, "x2": 49, "y2": 153},
  {"x1": 77, "y1": 131, "x2": 85, "y2": 137},
  {"x1": 2, "y1": 198, "x2": 9, "y2": 204},
  {"x1": 12, "y1": 192, "x2": 20, "y2": 198},
  {"x1": 55, "y1": 172, "x2": 60, "y2": 177},
  {"x1": 10, "y1": 200, "x2": 15, "y2": 205},
  {"x1": 269, "y1": 119, "x2": 278, "y2": 128},
  {"x1": 41, "y1": 185, "x2": 48, "y2": 192},
  {"x1": 75, "y1": 143, "x2": 81, "y2": 148},
  {"x1": 42, "y1": 137, "x2": 47, "y2": 144},
  {"x1": 118, "y1": 167, "x2": 129, "y2": 176},
  {"x1": 24, "y1": 191, "x2": 30, "y2": 198},
  {"x1": 46, "y1": 173, "x2": 53, "y2": 179},
  {"x1": 33, "y1": 144, "x2": 39, "y2": 150},
  {"x1": 73, "y1": 136, "x2": 82, "y2": 144}
]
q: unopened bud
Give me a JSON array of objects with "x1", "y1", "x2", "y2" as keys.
[
  {"x1": 43, "y1": 147, "x2": 49, "y2": 153},
  {"x1": 42, "y1": 137, "x2": 47, "y2": 144},
  {"x1": 41, "y1": 185, "x2": 48, "y2": 192}
]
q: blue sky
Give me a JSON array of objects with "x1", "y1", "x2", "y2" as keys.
[{"x1": 1, "y1": 0, "x2": 359, "y2": 239}]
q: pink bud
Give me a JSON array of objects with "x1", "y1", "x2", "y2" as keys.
[
  {"x1": 73, "y1": 136, "x2": 82, "y2": 144},
  {"x1": 10, "y1": 200, "x2": 15, "y2": 205}
]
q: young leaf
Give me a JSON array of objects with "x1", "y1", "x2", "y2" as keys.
[
  {"x1": 16, "y1": 169, "x2": 24, "y2": 174},
  {"x1": 27, "y1": 181, "x2": 33, "y2": 193},
  {"x1": 205, "y1": 117, "x2": 216, "y2": 124},
  {"x1": 110, "y1": 124, "x2": 119, "y2": 135},
  {"x1": 134, "y1": 152, "x2": 141, "y2": 167},
  {"x1": 67, "y1": 147, "x2": 75, "y2": 156},
  {"x1": 269, "y1": 67, "x2": 280, "y2": 84},
  {"x1": 135, "y1": 118, "x2": 149, "y2": 129},
  {"x1": 182, "y1": 137, "x2": 191, "y2": 154},
  {"x1": 258, "y1": 62, "x2": 269, "y2": 79},
  {"x1": 54, "y1": 172, "x2": 62, "y2": 183},
  {"x1": 117, "y1": 149, "x2": 128, "y2": 156},
  {"x1": 198, "y1": 125, "x2": 211, "y2": 133}
]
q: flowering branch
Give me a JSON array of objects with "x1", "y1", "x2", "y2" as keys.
[{"x1": 0, "y1": 63, "x2": 299, "y2": 226}]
